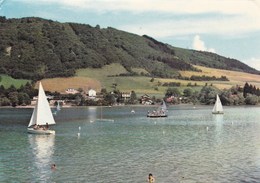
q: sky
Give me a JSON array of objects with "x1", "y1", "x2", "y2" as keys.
[{"x1": 1, "y1": 0, "x2": 260, "y2": 71}]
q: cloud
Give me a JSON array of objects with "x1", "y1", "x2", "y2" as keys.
[
  {"x1": 119, "y1": 13, "x2": 260, "y2": 39},
  {"x1": 9, "y1": 0, "x2": 260, "y2": 39},
  {"x1": 15, "y1": 0, "x2": 260, "y2": 16},
  {"x1": 243, "y1": 57, "x2": 260, "y2": 71},
  {"x1": 192, "y1": 35, "x2": 215, "y2": 53}
]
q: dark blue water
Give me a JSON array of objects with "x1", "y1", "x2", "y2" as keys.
[{"x1": 0, "y1": 105, "x2": 260, "y2": 182}]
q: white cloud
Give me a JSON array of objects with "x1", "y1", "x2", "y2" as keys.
[
  {"x1": 119, "y1": 13, "x2": 260, "y2": 39},
  {"x1": 243, "y1": 57, "x2": 260, "y2": 71},
  {"x1": 16, "y1": 0, "x2": 260, "y2": 17},
  {"x1": 12, "y1": 0, "x2": 260, "y2": 38},
  {"x1": 192, "y1": 35, "x2": 215, "y2": 53}
]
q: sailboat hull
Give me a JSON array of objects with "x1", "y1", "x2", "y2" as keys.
[
  {"x1": 27, "y1": 128, "x2": 55, "y2": 135},
  {"x1": 147, "y1": 115, "x2": 167, "y2": 118},
  {"x1": 147, "y1": 114, "x2": 168, "y2": 118},
  {"x1": 212, "y1": 111, "x2": 224, "y2": 114}
]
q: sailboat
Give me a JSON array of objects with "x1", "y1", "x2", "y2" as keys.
[
  {"x1": 27, "y1": 82, "x2": 56, "y2": 134},
  {"x1": 56, "y1": 101, "x2": 61, "y2": 111},
  {"x1": 212, "y1": 94, "x2": 224, "y2": 114},
  {"x1": 53, "y1": 101, "x2": 61, "y2": 115},
  {"x1": 147, "y1": 100, "x2": 168, "y2": 118}
]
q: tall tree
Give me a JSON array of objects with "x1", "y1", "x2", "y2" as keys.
[{"x1": 243, "y1": 82, "x2": 250, "y2": 98}]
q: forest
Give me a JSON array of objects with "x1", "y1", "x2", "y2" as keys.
[{"x1": 0, "y1": 16, "x2": 259, "y2": 82}]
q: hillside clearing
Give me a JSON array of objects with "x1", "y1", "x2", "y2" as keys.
[
  {"x1": 39, "y1": 77, "x2": 101, "y2": 93},
  {"x1": 0, "y1": 75, "x2": 30, "y2": 88},
  {"x1": 180, "y1": 65, "x2": 260, "y2": 89}
]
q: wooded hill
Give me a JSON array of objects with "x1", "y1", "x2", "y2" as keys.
[{"x1": 0, "y1": 16, "x2": 259, "y2": 81}]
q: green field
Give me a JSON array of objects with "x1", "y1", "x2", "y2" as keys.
[
  {"x1": 76, "y1": 63, "x2": 164, "y2": 95},
  {"x1": 2, "y1": 63, "x2": 260, "y2": 97},
  {"x1": 0, "y1": 75, "x2": 31, "y2": 88}
]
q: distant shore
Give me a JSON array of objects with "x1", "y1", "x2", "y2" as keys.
[{"x1": 1, "y1": 103, "x2": 258, "y2": 109}]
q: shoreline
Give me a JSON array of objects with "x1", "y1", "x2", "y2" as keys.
[{"x1": 1, "y1": 103, "x2": 259, "y2": 109}]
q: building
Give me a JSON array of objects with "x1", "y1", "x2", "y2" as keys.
[
  {"x1": 65, "y1": 88, "x2": 79, "y2": 94},
  {"x1": 121, "y1": 92, "x2": 131, "y2": 100},
  {"x1": 140, "y1": 94, "x2": 153, "y2": 105},
  {"x1": 88, "y1": 89, "x2": 97, "y2": 99}
]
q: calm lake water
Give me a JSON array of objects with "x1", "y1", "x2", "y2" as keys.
[{"x1": 0, "y1": 105, "x2": 260, "y2": 183}]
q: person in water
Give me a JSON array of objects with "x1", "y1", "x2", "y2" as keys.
[
  {"x1": 51, "y1": 164, "x2": 56, "y2": 170},
  {"x1": 148, "y1": 173, "x2": 155, "y2": 182}
]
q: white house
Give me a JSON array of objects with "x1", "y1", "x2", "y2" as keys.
[
  {"x1": 66, "y1": 88, "x2": 79, "y2": 94},
  {"x1": 88, "y1": 89, "x2": 96, "y2": 99},
  {"x1": 121, "y1": 92, "x2": 131, "y2": 100}
]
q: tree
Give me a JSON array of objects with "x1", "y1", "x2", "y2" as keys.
[
  {"x1": 7, "y1": 85, "x2": 17, "y2": 93},
  {"x1": 18, "y1": 92, "x2": 31, "y2": 105},
  {"x1": 0, "y1": 97, "x2": 10, "y2": 106},
  {"x1": 183, "y1": 88, "x2": 193, "y2": 97},
  {"x1": 0, "y1": 85, "x2": 5, "y2": 96},
  {"x1": 199, "y1": 86, "x2": 218, "y2": 104},
  {"x1": 104, "y1": 93, "x2": 115, "y2": 105},
  {"x1": 190, "y1": 91, "x2": 199, "y2": 105},
  {"x1": 245, "y1": 94, "x2": 258, "y2": 105},
  {"x1": 220, "y1": 90, "x2": 233, "y2": 106},
  {"x1": 243, "y1": 82, "x2": 250, "y2": 98},
  {"x1": 75, "y1": 94, "x2": 85, "y2": 106},
  {"x1": 101, "y1": 88, "x2": 107, "y2": 94},
  {"x1": 165, "y1": 87, "x2": 181, "y2": 98},
  {"x1": 128, "y1": 91, "x2": 137, "y2": 104},
  {"x1": 8, "y1": 91, "x2": 19, "y2": 107}
]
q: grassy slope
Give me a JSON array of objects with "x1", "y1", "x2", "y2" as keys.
[
  {"x1": 39, "y1": 77, "x2": 101, "y2": 93},
  {"x1": 0, "y1": 75, "x2": 30, "y2": 88},
  {"x1": 76, "y1": 63, "x2": 164, "y2": 95},
  {"x1": 31, "y1": 63, "x2": 260, "y2": 96},
  {"x1": 180, "y1": 65, "x2": 260, "y2": 89}
]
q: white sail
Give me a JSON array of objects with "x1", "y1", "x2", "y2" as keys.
[
  {"x1": 212, "y1": 94, "x2": 223, "y2": 114},
  {"x1": 161, "y1": 100, "x2": 167, "y2": 111},
  {"x1": 28, "y1": 82, "x2": 56, "y2": 127},
  {"x1": 56, "y1": 102, "x2": 61, "y2": 111}
]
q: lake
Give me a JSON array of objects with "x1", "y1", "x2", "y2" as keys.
[{"x1": 0, "y1": 105, "x2": 260, "y2": 183}]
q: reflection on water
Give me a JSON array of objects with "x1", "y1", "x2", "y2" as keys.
[
  {"x1": 28, "y1": 134, "x2": 55, "y2": 182},
  {"x1": 213, "y1": 114, "x2": 224, "y2": 139},
  {"x1": 87, "y1": 106, "x2": 97, "y2": 122}
]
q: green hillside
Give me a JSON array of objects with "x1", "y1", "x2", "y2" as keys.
[
  {"x1": 0, "y1": 16, "x2": 259, "y2": 82},
  {"x1": 0, "y1": 75, "x2": 30, "y2": 88}
]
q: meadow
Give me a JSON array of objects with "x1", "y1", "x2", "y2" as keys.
[
  {"x1": 0, "y1": 75, "x2": 30, "y2": 88},
  {"x1": 1, "y1": 64, "x2": 260, "y2": 96}
]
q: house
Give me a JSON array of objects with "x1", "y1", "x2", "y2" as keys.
[
  {"x1": 140, "y1": 94, "x2": 153, "y2": 105},
  {"x1": 121, "y1": 92, "x2": 131, "y2": 100},
  {"x1": 66, "y1": 88, "x2": 79, "y2": 94},
  {"x1": 88, "y1": 89, "x2": 97, "y2": 99}
]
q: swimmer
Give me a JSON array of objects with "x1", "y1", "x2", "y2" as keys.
[
  {"x1": 148, "y1": 173, "x2": 155, "y2": 182},
  {"x1": 51, "y1": 164, "x2": 56, "y2": 170}
]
